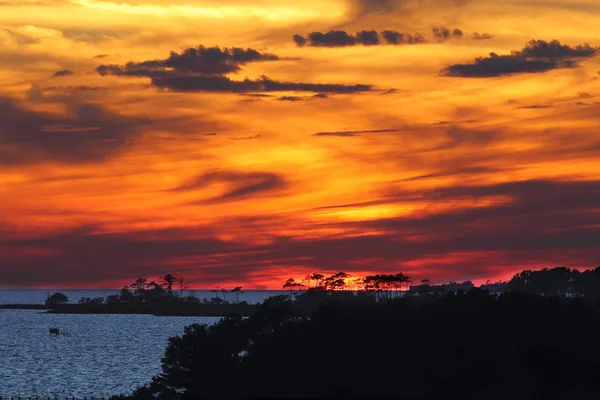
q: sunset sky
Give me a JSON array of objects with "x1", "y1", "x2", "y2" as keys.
[{"x1": 1, "y1": 0, "x2": 599, "y2": 289}]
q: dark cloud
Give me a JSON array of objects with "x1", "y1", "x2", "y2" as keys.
[
  {"x1": 442, "y1": 40, "x2": 599, "y2": 77},
  {"x1": 44, "y1": 85, "x2": 108, "y2": 92},
  {"x1": 279, "y1": 96, "x2": 303, "y2": 101},
  {"x1": 240, "y1": 93, "x2": 275, "y2": 98},
  {"x1": 150, "y1": 75, "x2": 372, "y2": 94},
  {"x1": 294, "y1": 25, "x2": 483, "y2": 47},
  {"x1": 0, "y1": 95, "x2": 144, "y2": 165},
  {"x1": 443, "y1": 54, "x2": 565, "y2": 78},
  {"x1": 295, "y1": 30, "x2": 427, "y2": 47},
  {"x1": 521, "y1": 40, "x2": 597, "y2": 59},
  {"x1": 53, "y1": 69, "x2": 74, "y2": 77},
  {"x1": 432, "y1": 27, "x2": 463, "y2": 41},
  {"x1": 99, "y1": 46, "x2": 372, "y2": 94},
  {"x1": 173, "y1": 171, "x2": 287, "y2": 203},
  {"x1": 97, "y1": 46, "x2": 280, "y2": 77},
  {"x1": 516, "y1": 104, "x2": 553, "y2": 109},
  {"x1": 472, "y1": 32, "x2": 493, "y2": 40},
  {"x1": 356, "y1": 30, "x2": 381, "y2": 45},
  {"x1": 278, "y1": 93, "x2": 330, "y2": 101},
  {"x1": 94, "y1": 54, "x2": 110, "y2": 59},
  {"x1": 307, "y1": 30, "x2": 357, "y2": 47},
  {"x1": 314, "y1": 128, "x2": 403, "y2": 137},
  {"x1": 0, "y1": 226, "x2": 237, "y2": 287},
  {"x1": 381, "y1": 30, "x2": 427, "y2": 45},
  {"x1": 293, "y1": 34, "x2": 307, "y2": 47}
]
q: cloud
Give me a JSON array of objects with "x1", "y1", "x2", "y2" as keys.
[
  {"x1": 279, "y1": 96, "x2": 303, "y2": 101},
  {"x1": 149, "y1": 75, "x2": 372, "y2": 93},
  {"x1": 314, "y1": 128, "x2": 403, "y2": 137},
  {"x1": 520, "y1": 40, "x2": 597, "y2": 59},
  {"x1": 294, "y1": 29, "x2": 427, "y2": 47},
  {"x1": 252, "y1": 177, "x2": 600, "y2": 280},
  {"x1": 98, "y1": 45, "x2": 373, "y2": 94},
  {"x1": 231, "y1": 134, "x2": 261, "y2": 140},
  {"x1": 472, "y1": 32, "x2": 493, "y2": 40},
  {"x1": 2, "y1": 177, "x2": 599, "y2": 286},
  {"x1": 97, "y1": 45, "x2": 280, "y2": 77},
  {"x1": 173, "y1": 171, "x2": 287, "y2": 203},
  {"x1": 442, "y1": 40, "x2": 599, "y2": 77},
  {"x1": 296, "y1": 27, "x2": 481, "y2": 47},
  {"x1": 293, "y1": 34, "x2": 307, "y2": 47},
  {"x1": 516, "y1": 104, "x2": 553, "y2": 109},
  {"x1": 0, "y1": 226, "x2": 237, "y2": 287},
  {"x1": 381, "y1": 30, "x2": 427, "y2": 45},
  {"x1": 279, "y1": 93, "x2": 330, "y2": 101},
  {"x1": 43, "y1": 85, "x2": 109, "y2": 92},
  {"x1": 0, "y1": 95, "x2": 144, "y2": 165},
  {"x1": 53, "y1": 69, "x2": 74, "y2": 77},
  {"x1": 356, "y1": 30, "x2": 381, "y2": 45},
  {"x1": 306, "y1": 30, "x2": 357, "y2": 47},
  {"x1": 432, "y1": 27, "x2": 463, "y2": 41}
]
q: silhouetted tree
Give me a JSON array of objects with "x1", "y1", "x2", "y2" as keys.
[
  {"x1": 131, "y1": 278, "x2": 149, "y2": 298},
  {"x1": 309, "y1": 273, "x2": 325, "y2": 288},
  {"x1": 176, "y1": 275, "x2": 188, "y2": 299},
  {"x1": 162, "y1": 274, "x2": 177, "y2": 294},
  {"x1": 283, "y1": 278, "x2": 305, "y2": 300},
  {"x1": 118, "y1": 285, "x2": 135, "y2": 303},
  {"x1": 231, "y1": 287, "x2": 244, "y2": 304},
  {"x1": 45, "y1": 292, "x2": 68, "y2": 306}
]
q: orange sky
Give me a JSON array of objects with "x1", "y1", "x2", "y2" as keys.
[{"x1": 1, "y1": 0, "x2": 599, "y2": 289}]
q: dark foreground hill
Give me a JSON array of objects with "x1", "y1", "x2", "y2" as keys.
[{"x1": 111, "y1": 290, "x2": 600, "y2": 400}]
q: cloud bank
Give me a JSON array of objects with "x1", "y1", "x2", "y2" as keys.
[
  {"x1": 442, "y1": 40, "x2": 599, "y2": 77},
  {"x1": 98, "y1": 45, "x2": 373, "y2": 93}
]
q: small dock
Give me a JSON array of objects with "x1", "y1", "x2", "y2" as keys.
[{"x1": 49, "y1": 328, "x2": 72, "y2": 337}]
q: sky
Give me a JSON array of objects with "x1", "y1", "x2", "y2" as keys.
[{"x1": 0, "y1": 0, "x2": 599, "y2": 289}]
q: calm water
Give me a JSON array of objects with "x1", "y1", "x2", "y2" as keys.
[
  {"x1": 0, "y1": 309, "x2": 220, "y2": 397},
  {"x1": 0, "y1": 290, "x2": 287, "y2": 397}
]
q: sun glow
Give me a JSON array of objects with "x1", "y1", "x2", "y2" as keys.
[{"x1": 70, "y1": 0, "x2": 344, "y2": 21}]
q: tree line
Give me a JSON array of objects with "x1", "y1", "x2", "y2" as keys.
[
  {"x1": 283, "y1": 266, "x2": 600, "y2": 299},
  {"x1": 46, "y1": 274, "x2": 247, "y2": 307}
]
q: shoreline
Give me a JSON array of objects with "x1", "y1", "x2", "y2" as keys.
[{"x1": 0, "y1": 303, "x2": 258, "y2": 317}]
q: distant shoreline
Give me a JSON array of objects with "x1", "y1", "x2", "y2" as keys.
[{"x1": 0, "y1": 303, "x2": 258, "y2": 317}]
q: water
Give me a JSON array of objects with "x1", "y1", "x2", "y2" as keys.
[
  {"x1": 0, "y1": 290, "x2": 289, "y2": 397},
  {"x1": 0, "y1": 310, "x2": 218, "y2": 397},
  {"x1": 0, "y1": 289, "x2": 288, "y2": 305}
]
